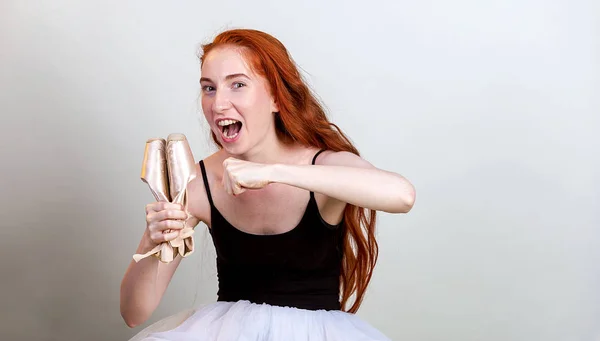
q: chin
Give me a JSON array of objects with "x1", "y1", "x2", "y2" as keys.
[
  {"x1": 218, "y1": 136, "x2": 249, "y2": 156},
  {"x1": 221, "y1": 145, "x2": 245, "y2": 156}
]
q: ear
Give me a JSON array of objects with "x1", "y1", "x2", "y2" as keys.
[{"x1": 271, "y1": 98, "x2": 279, "y2": 113}]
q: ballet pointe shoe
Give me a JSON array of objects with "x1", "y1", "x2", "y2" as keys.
[
  {"x1": 133, "y1": 133, "x2": 197, "y2": 264},
  {"x1": 166, "y1": 133, "x2": 197, "y2": 204},
  {"x1": 165, "y1": 133, "x2": 197, "y2": 259},
  {"x1": 140, "y1": 138, "x2": 171, "y2": 202}
]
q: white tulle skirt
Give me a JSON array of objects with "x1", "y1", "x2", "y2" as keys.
[{"x1": 129, "y1": 300, "x2": 391, "y2": 341}]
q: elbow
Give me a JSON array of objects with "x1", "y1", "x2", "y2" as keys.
[
  {"x1": 120, "y1": 291, "x2": 150, "y2": 328},
  {"x1": 121, "y1": 308, "x2": 146, "y2": 329},
  {"x1": 120, "y1": 305, "x2": 138, "y2": 328},
  {"x1": 123, "y1": 317, "x2": 139, "y2": 329},
  {"x1": 389, "y1": 186, "x2": 416, "y2": 214},
  {"x1": 120, "y1": 295, "x2": 152, "y2": 328},
  {"x1": 403, "y1": 192, "x2": 416, "y2": 212}
]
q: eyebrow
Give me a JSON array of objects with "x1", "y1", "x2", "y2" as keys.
[{"x1": 200, "y1": 73, "x2": 250, "y2": 83}]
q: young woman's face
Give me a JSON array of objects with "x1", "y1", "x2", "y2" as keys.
[{"x1": 200, "y1": 46, "x2": 278, "y2": 155}]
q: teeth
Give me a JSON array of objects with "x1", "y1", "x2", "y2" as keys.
[
  {"x1": 218, "y1": 119, "x2": 238, "y2": 126},
  {"x1": 224, "y1": 131, "x2": 239, "y2": 139}
]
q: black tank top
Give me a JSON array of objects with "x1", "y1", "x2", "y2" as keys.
[{"x1": 198, "y1": 150, "x2": 344, "y2": 311}]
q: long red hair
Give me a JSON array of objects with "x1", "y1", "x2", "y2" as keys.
[{"x1": 198, "y1": 28, "x2": 378, "y2": 313}]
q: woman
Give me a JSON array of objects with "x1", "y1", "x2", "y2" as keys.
[{"x1": 121, "y1": 28, "x2": 416, "y2": 341}]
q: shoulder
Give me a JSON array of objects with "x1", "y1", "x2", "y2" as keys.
[
  {"x1": 187, "y1": 150, "x2": 224, "y2": 225},
  {"x1": 314, "y1": 150, "x2": 375, "y2": 169}
]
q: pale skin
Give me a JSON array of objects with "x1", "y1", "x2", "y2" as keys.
[{"x1": 120, "y1": 45, "x2": 416, "y2": 327}]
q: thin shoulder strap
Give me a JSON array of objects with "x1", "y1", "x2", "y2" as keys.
[
  {"x1": 198, "y1": 160, "x2": 215, "y2": 207},
  {"x1": 312, "y1": 149, "x2": 326, "y2": 165},
  {"x1": 309, "y1": 149, "x2": 326, "y2": 201}
]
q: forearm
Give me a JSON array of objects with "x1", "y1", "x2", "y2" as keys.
[
  {"x1": 120, "y1": 231, "x2": 181, "y2": 327},
  {"x1": 271, "y1": 164, "x2": 415, "y2": 213}
]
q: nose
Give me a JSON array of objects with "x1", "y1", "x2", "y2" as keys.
[{"x1": 212, "y1": 89, "x2": 232, "y2": 114}]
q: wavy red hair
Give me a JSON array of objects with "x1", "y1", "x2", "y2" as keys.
[{"x1": 198, "y1": 29, "x2": 378, "y2": 313}]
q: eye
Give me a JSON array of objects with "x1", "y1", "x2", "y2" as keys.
[
  {"x1": 233, "y1": 82, "x2": 246, "y2": 89},
  {"x1": 201, "y1": 85, "x2": 215, "y2": 93}
]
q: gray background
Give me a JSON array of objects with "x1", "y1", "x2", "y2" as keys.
[{"x1": 1, "y1": 0, "x2": 598, "y2": 340}]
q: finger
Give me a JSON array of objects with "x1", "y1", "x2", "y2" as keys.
[
  {"x1": 227, "y1": 176, "x2": 236, "y2": 196},
  {"x1": 148, "y1": 219, "x2": 184, "y2": 234},
  {"x1": 146, "y1": 203, "x2": 158, "y2": 214},
  {"x1": 226, "y1": 180, "x2": 234, "y2": 195},
  {"x1": 156, "y1": 209, "x2": 188, "y2": 221},
  {"x1": 146, "y1": 211, "x2": 156, "y2": 224},
  {"x1": 146, "y1": 202, "x2": 182, "y2": 213},
  {"x1": 159, "y1": 202, "x2": 184, "y2": 211},
  {"x1": 163, "y1": 231, "x2": 179, "y2": 242},
  {"x1": 222, "y1": 172, "x2": 233, "y2": 196},
  {"x1": 152, "y1": 231, "x2": 179, "y2": 243},
  {"x1": 160, "y1": 219, "x2": 185, "y2": 231},
  {"x1": 230, "y1": 179, "x2": 240, "y2": 195},
  {"x1": 232, "y1": 181, "x2": 245, "y2": 195},
  {"x1": 146, "y1": 210, "x2": 186, "y2": 226}
]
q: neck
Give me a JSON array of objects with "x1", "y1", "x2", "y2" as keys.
[{"x1": 235, "y1": 128, "x2": 292, "y2": 164}]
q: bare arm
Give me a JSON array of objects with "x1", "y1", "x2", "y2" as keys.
[
  {"x1": 120, "y1": 173, "x2": 207, "y2": 328},
  {"x1": 120, "y1": 229, "x2": 184, "y2": 328},
  {"x1": 222, "y1": 151, "x2": 416, "y2": 222},
  {"x1": 271, "y1": 151, "x2": 416, "y2": 214}
]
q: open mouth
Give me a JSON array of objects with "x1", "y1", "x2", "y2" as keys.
[{"x1": 217, "y1": 119, "x2": 242, "y2": 140}]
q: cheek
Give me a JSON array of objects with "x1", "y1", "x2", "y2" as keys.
[
  {"x1": 247, "y1": 92, "x2": 275, "y2": 125},
  {"x1": 200, "y1": 97, "x2": 218, "y2": 132},
  {"x1": 229, "y1": 89, "x2": 274, "y2": 131},
  {"x1": 201, "y1": 96, "x2": 212, "y2": 114},
  {"x1": 242, "y1": 105, "x2": 272, "y2": 133},
  {"x1": 201, "y1": 98, "x2": 215, "y2": 125}
]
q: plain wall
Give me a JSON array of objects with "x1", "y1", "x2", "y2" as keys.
[{"x1": 1, "y1": 0, "x2": 598, "y2": 340}]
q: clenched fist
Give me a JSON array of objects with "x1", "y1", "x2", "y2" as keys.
[{"x1": 221, "y1": 157, "x2": 274, "y2": 196}]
